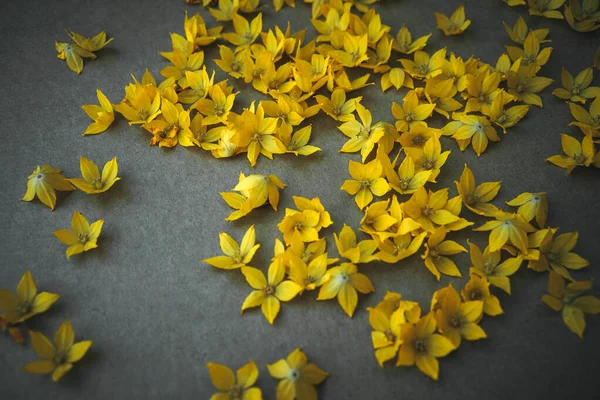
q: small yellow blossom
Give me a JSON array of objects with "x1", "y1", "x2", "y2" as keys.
[
  {"x1": 474, "y1": 211, "x2": 536, "y2": 254},
  {"x1": 461, "y1": 274, "x2": 503, "y2": 316},
  {"x1": 278, "y1": 209, "x2": 322, "y2": 245},
  {"x1": 546, "y1": 133, "x2": 595, "y2": 172},
  {"x1": 397, "y1": 313, "x2": 456, "y2": 380},
  {"x1": 527, "y1": 229, "x2": 589, "y2": 281},
  {"x1": 81, "y1": 89, "x2": 114, "y2": 135},
  {"x1": 291, "y1": 196, "x2": 333, "y2": 231},
  {"x1": 341, "y1": 159, "x2": 390, "y2": 210},
  {"x1": 65, "y1": 30, "x2": 113, "y2": 52},
  {"x1": 55, "y1": 41, "x2": 96, "y2": 75},
  {"x1": 455, "y1": 164, "x2": 501, "y2": 216},
  {"x1": 206, "y1": 361, "x2": 262, "y2": 400},
  {"x1": 528, "y1": 0, "x2": 565, "y2": 19},
  {"x1": 506, "y1": 64, "x2": 553, "y2": 107},
  {"x1": 0, "y1": 271, "x2": 60, "y2": 325},
  {"x1": 553, "y1": 67, "x2": 600, "y2": 103},
  {"x1": 434, "y1": 284, "x2": 486, "y2": 347},
  {"x1": 222, "y1": 13, "x2": 263, "y2": 48},
  {"x1": 240, "y1": 262, "x2": 301, "y2": 324},
  {"x1": 451, "y1": 114, "x2": 501, "y2": 156},
  {"x1": 315, "y1": 88, "x2": 362, "y2": 122},
  {"x1": 209, "y1": 0, "x2": 239, "y2": 22},
  {"x1": 568, "y1": 97, "x2": 600, "y2": 136},
  {"x1": 317, "y1": 262, "x2": 374, "y2": 317},
  {"x1": 53, "y1": 211, "x2": 104, "y2": 259},
  {"x1": 288, "y1": 253, "x2": 330, "y2": 293},
  {"x1": 68, "y1": 156, "x2": 120, "y2": 194},
  {"x1": 22, "y1": 165, "x2": 75, "y2": 210},
  {"x1": 542, "y1": 271, "x2": 600, "y2": 338},
  {"x1": 403, "y1": 134, "x2": 450, "y2": 182},
  {"x1": 24, "y1": 320, "x2": 92, "y2": 382},
  {"x1": 334, "y1": 225, "x2": 378, "y2": 264},
  {"x1": 203, "y1": 225, "x2": 260, "y2": 270},
  {"x1": 392, "y1": 92, "x2": 436, "y2": 133},
  {"x1": 339, "y1": 103, "x2": 384, "y2": 161},
  {"x1": 403, "y1": 187, "x2": 461, "y2": 233},
  {"x1": 393, "y1": 25, "x2": 431, "y2": 54},
  {"x1": 267, "y1": 348, "x2": 329, "y2": 400},
  {"x1": 506, "y1": 192, "x2": 548, "y2": 228},
  {"x1": 435, "y1": 5, "x2": 471, "y2": 36},
  {"x1": 468, "y1": 241, "x2": 523, "y2": 294},
  {"x1": 502, "y1": 16, "x2": 550, "y2": 44},
  {"x1": 505, "y1": 31, "x2": 552, "y2": 69},
  {"x1": 422, "y1": 228, "x2": 467, "y2": 280},
  {"x1": 368, "y1": 306, "x2": 403, "y2": 367}
]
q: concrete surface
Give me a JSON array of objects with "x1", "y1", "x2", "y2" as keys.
[{"x1": 1, "y1": 0, "x2": 599, "y2": 399}]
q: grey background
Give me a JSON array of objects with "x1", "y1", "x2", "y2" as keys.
[{"x1": 1, "y1": 0, "x2": 599, "y2": 399}]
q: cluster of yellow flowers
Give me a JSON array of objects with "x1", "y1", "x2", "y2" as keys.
[
  {"x1": 504, "y1": 0, "x2": 600, "y2": 32},
  {"x1": 55, "y1": 31, "x2": 113, "y2": 74},
  {"x1": 207, "y1": 348, "x2": 329, "y2": 400},
  {"x1": 547, "y1": 64, "x2": 600, "y2": 171},
  {"x1": 0, "y1": 271, "x2": 91, "y2": 382}
]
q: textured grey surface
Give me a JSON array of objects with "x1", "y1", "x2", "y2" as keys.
[{"x1": 1, "y1": 0, "x2": 600, "y2": 399}]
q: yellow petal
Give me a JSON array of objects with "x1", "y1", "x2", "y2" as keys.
[
  {"x1": 31, "y1": 292, "x2": 60, "y2": 314},
  {"x1": 24, "y1": 360, "x2": 56, "y2": 375},
  {"x1": 17, "y1": 271, "x2": 37, "y2": 303},
  {"x1": 562, "y1": 305, "x2": 585, "y2": 339},
  {"x1": 241, "y1": 267, "x2": 267, "y2": 290},
  {"x1": 29, "y1": 330, "x2": 56, "y2": 360},
  {"x1": 66, "y1": 341, "x2": 92, "y2": 363},
  {"x1": 51, "y1": 363, "x2": 73, "y2": 382},
  {"x1": 338, "y1": 284, "x2": 358, "y2": 317},
  {"x1": 261, "y1": 295, "x2": 281, "y2": 324},
  {"x1": 207, "y1": 362, "x2": 235, "y2": 391},
  {"x1": 54, "y1": 320, "x2": 75, "y2": 354}
]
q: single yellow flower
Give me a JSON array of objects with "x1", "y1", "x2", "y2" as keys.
[
  {"x1": 209, "y1": 0, "x2": 239, "y2": 22},
  {"x1": 339, "y1": 103, "x2": 384, "y2": 161},
  {"x1": 422, "y1": 228, "x2": 467, "y2": 280},
  {"x1": 359, "y1": 199, "x2": 398, "y2": 242},
  {"x1": 461, "y1": 274, "x2": 503, "y2": 316},
  {"x1": 546, "y1": 133, "x2": 595, "y2": 172},
  {"x1": 240, "y1": 262, "x2": 301, "y2": 324},
  {"x1": 392, "y1": 92, "x2": 436, "y2": 133},
  {"x1": 206, "y1": 360, "x2": 262, "y2": 400},
  {"x1": 22, "y1": 165, "x2": 75, "y2": 210},
  {"x1": 222, "y1": 12, "x2": 262, "y2": 48},
  {"x1": 502, "y1": 16, "x2": 549, "y2": 45},
  {"x1": 215, "y1": 45, "x2": 246, "y2": 79},
  {"x1": 81, "y1": 89, "x2": 114, "y2": 135},
  {"x1": 474, "y1": 211, "x2": 536, "y2": 254},
  {"x1": 68, "y1": 156, "x2": 120, "y2": 194},
  {"x1": 393, "y1": 25, "x2": 431, "y2": 54},
  {"x1": 341, "y1": 159, "x2": 390, "y2": 210},
  {"x1": 334, "y1": 224, "x2": 378, "y2": 264},
  {"x1": 400, "y1": 49, "x2": 446, "y2": 80},
  {"x1": 195, "y1": 83, "x2": 236, "y2": 126},
  {"x1": 317, "y1": 262, "x2": 375, "y2": 317},
  {"x1": 178, "y1": 69, "x2": 215, "y2": 105},
  {"x1": 143, "y1": 99, "x2": 193, "y2": 148},
  {"x1": 528, "y1": 0, "x2": 565, "y2": 19},
  {"x1": 314, "y1": 88, "x2": 362, "y2": 122},
  {"x1": 542, "y1": 271, "x2": 600, "y2": 338},
  {"x1": 403, "y1": 134, "x2": 450, "y2": 182},
  {"x1": 506, "y1": 64, "x2": 553, "y2": 107},
  {"x1": 65, "y1": 30, "x2": 113, "y2": 52},
  {"x1": 403, "y1": 187, "x2": 461, "y2": 233},
  {"x1": 230, "y1": 173, "x2": 287, "y2": 213},
  {"x1": 434, "y1": 284, "x2": 486, "y2": 347},
  {"x1": 553, "y1": 67, "x2": 600, "y2": 103},
  {"x1": 328, "y1": 32, "x2": 369, "y2": 67},
  {"x1": 384, "y1": 151, "x2": 432, "y2": 195},
  {"x1": 288, "y1": 253, "x2": 330, "y2": 293},
  {"x1": 396, "y1": 313, "x2": 456, "y2": 380},
  {"x1": 435, "y1": 5, "x2": 471, "y2": 36},
  {"x1": 424, "y1": 78, "x2": 463, "y2": 118},
  {"x1": 468, "y1": 241, "x2": 523, "y2": 294},
  {"x1": 455, "y1": 164, "x2": 501, "y2": 216},
  {"x1": 506, "y1": 192, "x2": 548, "y2": 228},
  {"x1": 267, "y1": 348, "x2": 329, "y2": 400},
  {"x1": 451, "y1": 114, "x2": 501, "y2": 156},
  {"x1": 381, "y1": 67, "x2": 413, "y2": 92},
  {"x1": 53, "y1": 211, "x2": 104, "y2": 259},
  {"x1": 55, "y1": 41, "x2": 96, "y2": 74},
  {"x1": 203, "y1": 225, "x2": 260, "y2": 270},
  {"x1": 464, "y1": 70, "x2": 502, "y2": 114},
  {"x1": 568, "y1": 97, "x2": 600, "y2": 137},
  {"x1": 0, "y1": 271, "x2": 60, "y2": 325},
  {"x1": 527, "y1": 229, "x2": 589, "y2": 281},
  {"x1": 482, "y1": 91, "x2": 529, "y2": 133},
  {"x1": 278, "y1": 209, "x2": 321, "y2": 245},
  {"x1": 24, "y1": 320, "x2": 92, "y2": 382},
  {"x1": 285, "y1": 233, "x2": 339, "y2": 267},
  {"x1": 506, "y1": 31, "x2": 552, "y2": 69},
  {"x1": 367, "y1": 306, "x2": 403, "y2": 367},
  {"x1": 291, "y1": 196, "x2": 333, "y2": 231}
]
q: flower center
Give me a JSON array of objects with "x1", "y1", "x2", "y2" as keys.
[
  {"x1": 483, "y1": 262, "x2": 495, "y2": 275},
  {"x1": 422, "y1": 159, "x2": 435, "y2": 170},
  {"x1": 450, "y1": 313, "x2": 462, "y2": 328},
  {"x1": 415, "y1": 339, "x2": 426, "y2": 353},
  {"x1": 263, "y1": 285, "x2": 275, "y2": 296},
  {"x1": 78, "y1": 233, "x2": 88, "y2": 244},
  {"x1": 93, "y1": 177, "x2": 103, "y2": 189},
  {"x1": 338, "y1": 273, "x2": 350, "y2": 284},
  {"x1": 289, "y1": 368, "x2": 302, "y2": 381}
]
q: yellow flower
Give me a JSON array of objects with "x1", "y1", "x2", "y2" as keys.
[
  {"x1": 424, "y1": 78, "x2": 463, "y2": 118},
  {"x1": 452, "y1": 114, "x2": 501, "y2": 156},
  {"x1": 329, "y1": 33, "x2": 369, "y2": 67},
  {"x1": 381, "y1": 67, "x2": 412, "y2": 92},
  {"x1": 461, "y1": 274, "x2": 503, "y2": 316},
  {"x1": 482, "y1": 91, "x2": 529, "y2": 133},
  {"x1": 195, "y1": 84, "x2": 236, "y2": 125},
  {"x1": 341, "y1": 159, "x2": 390, "y2": 210},
  {"x1": 215, "y1": 45, "x2": 246, "y2": 79},
  {"x1": 502, "y1": 16, "x2": 549, "y2": 45},
  {"x1": 334, "y1": 224, "x2": 378, "y2": 264},
  {"x1": 358, "y1": 199, "x2": 398, "y2": 242},
  {"x1": 569, "y1": 97, "x2": 600, "y2": 136},
  {"x1": 53, "y1": 211, "x2": 104, "y2": 259},
  {"x1": 315, "y1": 88, "x2": 362, "y2": 122},
  {"x1": 267, "y1": 348, "x2": 329, "y2": 400},
  {"x1": 209, "y1": 0, "x2": 239, "y2": 22},
  {"x1": 546, "y1": 133, "x2": 595, "y2": 172},
  {"x1": 24, "y1": 320, "x2": 92, "y2": 382},
  {"x1": 0, "y1": 271, "x2": 60, "y2": 325},
  {"x1": 203, "y1": 225, "x2": 260, "y2": 270},
  {"x1": 506, "y1": 192, "x2": 548, "y2": 228},
  {"x1": 339, "y1": 103, "x2": 384, "y2": 161},
  {"x1": 396, "y1": 313, "x2": 456, "y2": 380},
  {"x1": 67, "y1": 156, "x2": 120, "y2": 194},
  {"x1": 178, "y1": 69, "x2": 215, "y2": 105},
  {"x1": 261, "y1": 96, "x2": 304, "y2": 130},
  {"x1": 160, "y1": 48, "x2": 205, "y2": 88},
  {"x1": 291, "y1": 196, "x2": 333, "y2": 231},
  {"x1": 464, "y1": 70, "x2": 502, "y2": 114},
  {"x1": 455, "y1": 164, "x2": 501, "y2": 216},
  {"x1": 278, "y1": 209, "x2": 321, "y2": 245},
  {"x1": 65, "y1": 30, "x2": 113, "y2": 52},
  {"x1": 317, "y1": 262, "x2": 374, "y2": 317},
  {"x1": 240, "y1": 262, "x2": 301, "y2": 324},
  {"x1": 393, "y1": 25, "x2": 431, "y2": 54},
  {"x1": 403, "y1": 187, "x2": 460, "y2": 233},
  {"x1": 553, "y1": 67, "x2": 600, "y2": 103},
  {"x1": 527, "y1": 229, "x2": 589, "y2": 281},
  {"x1": 403, "y1": 134, "x2": 450, "y2": 182},
  {"x1": 368, "y1": 306, "x2": 403, "y2": 367},
  {"x1": 541, "y1": 271, "x2": 600, "y2": 339},
  {"x1": 81, "y1": 89, "x2": 114, "y2": 135},
  {"x1": 143, "y1": 99, "x2": 193, "y2": 148},
  {"x1": 55, "y1": 41, "x2": 96, "y2": 74},
  {"x1": 422, "y1": 228, "x2": 467, "y2": 280},
  {"x1": 468, "y1": 241, "x2": 523, "y2": 294},
  {"x1": 288, "y1": 253, "x2": 330, "y2": 293},
  {"x1": 474, "y1": 211, "x2": 536, "y2": 254},
  {"x1": 224, "y1": 173, "x2": 286, "y2": 219},
  {"x1": 206, "y1": 361, "x2": 262, "y2": 400},
  {"x1": 565, "y1": 0, "x2": 600, "y2": 32},
  {"x1": 278, "y1": 125, "x2": 322, "y2": 156},
  {"x1": 434, "y1": 284, "x2": 486, "y2": 347},
  {"x1": 506, "y1": 31, "x2": 552, "y2": 69},
  {"x1": 392, "y1": 92, "x2": 436, "y2": 133},
  {"x1": 435, "y1": 5, "x2": 471, "y2": 36},
  {"x1": 113, "y1": 85, "x2": 161, "y2": 125},
  {"x1": 506, "y1": 64, "x2": 553, "y2": 107},
  {"x1": 528, "y1": 0, "x2": 565, "y2": 19},
  {"x1": 384, "y1": 152, "x2": 432, "y2": 195},
  {"x1": 22, "y1": 165, "x2": 75, "y2": 210},
  {"x1": 222, "y1": 12, "x2": 262, "y2": 48}
]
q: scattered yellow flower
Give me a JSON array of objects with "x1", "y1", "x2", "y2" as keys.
[
  {"x1": 528, "y1": 229, "x2": 589, "y2": 281},
  {"x1": 506, "y1": 192, "x2": 548, "y2": 228},
  {"x1": 434, "y1": 284, "x2": 486, "y2": 347},
  {"x1": 206, "y1": 360, "x2": 262, "y2": 400},
  {"x1": 341, "y1": 159, "x2": 390, "y2": 210},
  {"x1": 473, "y1": 211, "x2": 536, "y2": 254},
  {"x1": 334, "y1": 224, "x2": 378, "y2": 264},
  {"x1": 81, "y1": 89, "x2": 114, "y2": 135},
  {"x1": 546, "y1": 133, "x2": 595, "y2": 172},
  {"x1": 468, "y1": 241, "x2": 523, "y2": 294},
  {"x1": 422, "y1": 228, "x2": 467, "y2": 280},
  {"x1": 203, "y1": 225, "x2": 260, "y2": 270},
  {"x1": 553, "y1": 67, "x2": 600, "y2": 103},
  {"x1": 68, "y1": 156, "x2": 120, "y2": 194},
  {"x1": 22, "y1": 165, "x2": 75, "y2": 210},
  {"x1": 0, "y1": 271, "x2": 60, "y2": 325},
  {"x1": 267, "y1": 348, "x2": 329, "y2": 400},
  {"x1": 317, "y1": 262, "x2": 374, "y2": 317},
  {"x1": 455, "y1": 164, "x2": 501, "y2": 216},
  {"x1": 53, "y1": 211, "x2": 104, "y2": 259},
  {"x1": 435, "y1": 5, "x2": 471, "y2": 36},
  {"x1": 461, "y1": 274, "x2": 503, "y2": 316}
]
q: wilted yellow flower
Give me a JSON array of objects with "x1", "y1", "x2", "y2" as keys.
[
  {"x1": 542, "y1": 271, "x2": 600, "y2": 338},
  {"x1": 68, "y1": 156, "x2": 120, "y2": 194},
  {"x1": 24, "y1": 320, "x2": 92, "y2": 382},
  {"x1": 53, "y1": 211, "x2": 104, "y2": 259},
  {"x1": 397, "y1": 313, "x2": 455, "y2": 380},
  {"x1": 435, "y1": 5, "x2": 471, "y2": 36},
  {"x1": 0, "y1": 271, "x2": 60, "y2": 325},
  {"x1": 240, "y1": 262, "x2": 301, "y2": 324},
  {"x1": 81, "y1": 89, "x2": 114, "y2": 135},
  {"x1": 206, "y1": 361, "x2": 262, "y2": 400},
  {"x1": 203, "y1": 225, "x2": 260, "y2": 270},
  {"x1": 341, "y1": 159, "x2": 390, "y2": 210},
  {"x1": 22, "y1": 165, "x2": 75, "y2": 210},
  {"x1": 267, "y1": 348, "x2": 329, "y2": 400},
  {"x1": 143, "y1": 99, "x2": 193, "y2": 148},
  {"x1": 65, "y1": 30, "x2": 113, "y2": 52},
  {"x1": 317, "y1": 262, "x2": 374, "y2": 317}
]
